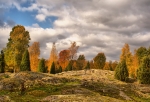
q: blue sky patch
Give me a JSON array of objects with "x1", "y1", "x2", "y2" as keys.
[{"x1": 4, "y1": 7, "x2": 57, "y2": 28}]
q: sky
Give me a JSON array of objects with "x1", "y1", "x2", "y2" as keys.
[{"x1": 0, "y1": 0, "x2": 150, "y2": 61}]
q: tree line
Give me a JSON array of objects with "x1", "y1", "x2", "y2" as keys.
[{"x1": 0, "y1": 25, "x2": 150, "y2": 84}]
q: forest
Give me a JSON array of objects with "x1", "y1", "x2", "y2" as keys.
[{"x1": 0, "y1": 25, "x2": 150, "y2": 84}]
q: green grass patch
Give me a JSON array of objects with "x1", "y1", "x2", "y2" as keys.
[{"x1": 81, "y1": 81, "x2": 123, "y2": 100}]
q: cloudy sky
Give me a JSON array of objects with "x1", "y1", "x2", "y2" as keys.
[{"x1": 0, "y1": 0, "x2": 150, "y2": 61}]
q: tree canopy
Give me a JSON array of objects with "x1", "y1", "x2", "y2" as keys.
[
  {"x1": 93, "y1": 52, "x2": 106, "y2": 69},
  {"x1": 4, "y1": 25, "x2": 30, "y2": 72}
]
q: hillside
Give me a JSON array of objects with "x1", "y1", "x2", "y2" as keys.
[{"x1": 0, "y1": 69, "x2": 150, "y2": 102}]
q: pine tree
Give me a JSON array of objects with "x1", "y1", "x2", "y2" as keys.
[
  {"x1": 137, "y1": 56, "x2": 150, "y2": 84},
  {"x1": 58, "y1": 66, "x2": 62, "y2": 73},
  {"x1": 50, "y1": 62, "x2": 56, "y2": 74},
  {"x1": 0, "y1": 50, "x2": 5, "y2": 73},
  {"x1": 84, "y1": 61, "x2": 90, "y2": 74},
  {"x1": 20, "y1": 50, "x2": 30, "y2": 71},
  {"x1": 38, "y1": 58, "x2": 45, "y2": 73},
  {"x1": 85, "y1": 61, "x2": 90, "y2": 70},
  {"x1": 115, "y1": 60, "x2": 129, "y2": 81},
  {"x1": 65, "y1": 61, "x2": 72, "y2": 71},
  {"x1": 75, "y1": 55, "x2": 86, "y2": 70},
  {"x1": 136, "y1": 47, "x2": 147, "y2": 65}
]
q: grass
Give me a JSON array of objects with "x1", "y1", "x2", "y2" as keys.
[
  {"x1": 1, "y1": 70, "x2": 150, "y2": 102},
  {"x1": 81, "y1": 81, "x2": 123, "y2": 100},
  {"x1": 0, "y1": 80, "x2": 81, "y2": 102}
]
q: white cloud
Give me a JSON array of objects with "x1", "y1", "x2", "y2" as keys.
[
  {"x1": 32, "y1": 23, "x2": 40, "y2": 28},
  {"x1": 1, "y1": 0, "x2": 150, "y2": 61},
  {"x1": 36, "y1": 14, "x2": 46, "y2": 22},
  {"x1": 0, "y1": 28, "x2": 11, "y2": 50}
]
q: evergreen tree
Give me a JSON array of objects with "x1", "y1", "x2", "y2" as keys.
[
  {"x1": 75, "y1": 55, "x2": 86, "y2": 70},
  {"x1": 38, "y1": 58, "x2": 45, "y2": 73},
  {"x1": 45, "y1": 66, "x2": 48, "y2": 73},
  {"x1": 137, "y1": 56, "x2": 150, "y2": 84},
  {"x1": 85, "y1": 61, "x2": 90, "y2": 70},
  {"x1": 65, "y1": 61, "x2": 72, "y2": 71},
  {"x1": 136, "y1": 47, "x2": 147, "y2": 65},
  {"x1": 0, "y1": 50, "x2": 5, "y2": 73},
  {"x1": 115, "y1": 60, "x2": 129, "y2": 81},
  {"x1": 93, "y1": 52, "x2": 106, "y2": 69},
  {"x1": 58, "y1": 66, "x2": 62, "y2": 73},
  {"x1": 84, "y1": 61, "x2": 90, "y2": 74},
  {"x1": 50, "y1": 62, "x2": 56, "y2": 74},
  {"x1": 20, "y1": 50, "x2": 30, "y2": 71}
]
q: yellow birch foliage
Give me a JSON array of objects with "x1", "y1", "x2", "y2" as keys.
[
  {"x1": 48, "y1": 43, "x2": 58, "y2": 72},
  {"x1": 131, "y1": 50, "x2": 139, "y2": 78},
  {"x1": 120, "y1": 43, "x2": 133, "y2": 77},
  {"x1": 28, "y1": 42, "x2": 40, "y2": 72}
]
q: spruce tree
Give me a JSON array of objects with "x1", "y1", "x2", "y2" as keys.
[
  {"x1": 137, "y1": 56, "x2": 150, "y2": 84},
  {"x1": 58, "y1": 66, "x2": 62, "y2": 73},
  {"x1": 65, "y1": 61, "x2": 72, "y2": 71},
  {"x1": 45, "y1": 66, "x2": 48, "y2": 73},
  {"x1": 50, "y1": 62, "x2": 56, "y2": 74},
  {"x1": 115, "y1": 60, "x2": 129, "y2": 81},
  {"x1": 38, "y1": 58, "x2": 45, "y2": 73},
  {"x1": 85, "y1": 61, "x2": 90, "y2": 70},
  {"x1": 0, "y1": 50, "x2": 5, "y2": 73},
  {"x1": 20, "y1": 50, "x2": 30, "y2": 71}
]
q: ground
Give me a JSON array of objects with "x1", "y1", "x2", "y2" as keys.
[{"x1": 0, "y1": 69, "x2": 150, "y2": 102}]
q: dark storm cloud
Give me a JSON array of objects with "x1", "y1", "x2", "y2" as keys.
[
  {"x1": 26, "y1": 0, "x2": 150, "y2": 60},
  {"x1": 57, "y1": 34, "x2": 66, "y2": 39}
]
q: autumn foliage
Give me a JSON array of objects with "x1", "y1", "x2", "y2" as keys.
[
  {"x1": 58, "y1": 50, "x2": 70, "y2": 71},
  {"x1": 93, "y1": 52, "x2": 106, "y2": 69},
  {"x1": 2, "y1": 25, "x2": 150, "y2": 85},
  {"x1": 29, "y1": 42, "x2": 40, "y2": 72},
  {"x1": 48, "y1": 43, "x2": 58, "y2": 72},
  {"x1": 4, "y1": 25, "x2": 30, "y2": 72}
]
